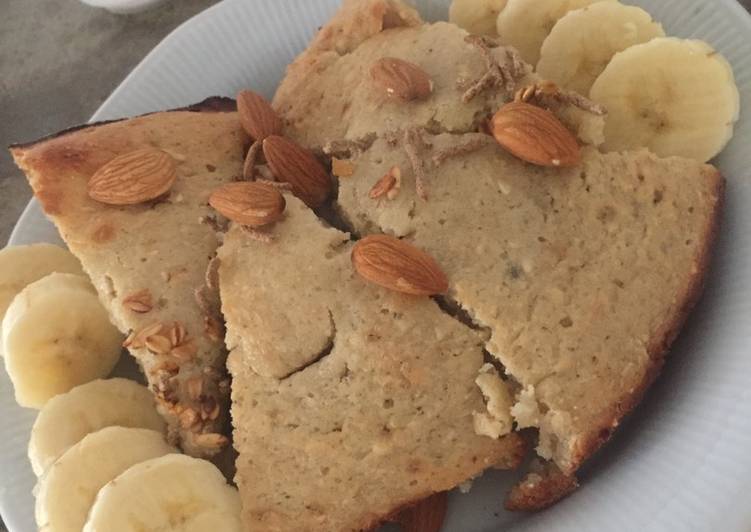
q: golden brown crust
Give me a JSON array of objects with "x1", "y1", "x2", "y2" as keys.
[
  {"x1": 388, "y1": 492, "x2": 449, "y2": 532},
  {"x1": 9, "y1": 96, "x2": 237, "y2": 218},
  {"x1": 496, "y1": 431, "x2": 528, "y2": 469},
  {"x1": 305, "y1": 0, "x2": 421, "y2": 56},
  {"x1": 9, "y1": 96, "x2": 236, "y2": 151},
  {"x1": 566, "y1": 168, "x2": 725, "y2": 475},
  {"x1": 507, "y1": 168, "x2": 725, "y2": 510},
  {"x1": 505, "y1": 465, "x2": 579, "y2": 512}
]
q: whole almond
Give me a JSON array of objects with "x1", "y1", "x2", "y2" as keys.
[
  {"x1": 352, "y1": 234, "x2": 448, "y2": 296},
  {"x1": 88, "y1": 148, "x2": 176, "y2": 205},
  {"x1": 262, "y1": 135, "x2": 331, "y2": 208},
  {"x1": 396, "y1": 492, "x2": 448, "y2": 532},
  {"x1": 209, "y1": 181, "x2": 286, "y2": 227},
  {"x1": 370, "y1": 57, "x2": 434, "y2": 102},
  {"x1": 236, "y1": 90, "x2": 282, "y2": 141},
  {"x1": 491, "y1": 102, "x2": 580, "y2": 167}
]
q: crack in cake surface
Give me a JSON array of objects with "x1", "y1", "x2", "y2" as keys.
[
  {"x1": 279, "y1": 310, "x2": 337, "y2": 381},
  {"x1": 264, "y1": 0, "x2": 723, "y2": 515},
  {"x1": 327, "y1": 127, "x2": 722, "y2": 478},
  {"x1": 219, "y1": 194, "x2": 526, "y2": 530}
]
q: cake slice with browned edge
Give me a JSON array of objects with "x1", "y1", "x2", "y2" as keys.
[
  {"x1": 218, "y1": 195, "x2": 526, "y2": 531},
  {"x1": 10, "y1": 98, "x2": 245, "y2": 457},
  {"x1": 335, "y1": 135, "x2": 723, "y2": 509},
  {"x1": 274, "y1": 0, "x2": 724, "y2": 510}
]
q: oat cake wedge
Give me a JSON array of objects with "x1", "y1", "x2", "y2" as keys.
[
  {"x1": 10, "y1": 98, "x2": 246, "y2": 457},
  {"x1": 336, "y1": 136, "x2": 723, "y2": 509},
  {"x1": 273, "y1": 0, "x2": 724, "y2": 510},
  {"x1": 218, "y1": 195, "x2": 526, "y2": 531}
]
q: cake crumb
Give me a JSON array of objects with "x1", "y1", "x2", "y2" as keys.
[
  {"x1": 472, "y1": 364, "x2": 513, "y2": 439},
  {"x1": 458, "y1": 480, "x2": 473, "y2": 494},
  {"x1": 511, "y1": 385, "x2": 541, "y2": 429}
]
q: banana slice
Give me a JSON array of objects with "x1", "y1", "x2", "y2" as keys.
[
  {"x1": 3, "y1": 273, "x2": 123, "y2": 408},
  {"x1": 537, "y1": 2, "x2": 664, "y2": 94},
  {"x1": 449, "y1": 0, "x2": 508, "y2": 36},
  {"x1": 29, "y1": 378, "x2": 165, "y2": 477},
  {"x1": 496, "y1": 0, "x2": 616, "y2": 65},
  {"x1": 84, "y1": 454, "x2": 242, "y2": 532},
  {"x1": 0, "y1": 243, "x2": 83, "y2": 347},
  {"x1": 590, "y1": 37, "x2": 740, "y2": 162},
  {"x1": 35, "y1": 427, "x2": 175, "y2": 532}
]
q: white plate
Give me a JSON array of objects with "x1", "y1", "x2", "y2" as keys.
[{"x1": 4, "y1": 1, "x2": 751, "y2": 530}]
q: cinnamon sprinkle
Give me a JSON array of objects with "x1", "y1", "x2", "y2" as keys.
[
  {"x1": 432, "y1": 136, "x2": 495, "y2": 166},
  {"x1": 462, "y1": 36, "x2": 524, "y2": 103},
  {"x1": 515, "y1": 81, "x2": 606, "y2": 116},
  {"x1": 403, "y1": 129, "x2": 431, "y2": 200}
]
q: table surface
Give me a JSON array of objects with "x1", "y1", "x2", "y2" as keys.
[
  {"x1": 0, "y1": 0, "x2": 220, "y2": 248},
  {"x1": 1, "y1": 0, "x2": 751, "y2": 530}
]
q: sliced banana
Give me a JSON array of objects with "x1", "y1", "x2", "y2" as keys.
[
  {"x1": 537, "y1": 2, "x2": 664, "y2": 94},
  {"x1": 496, "y1": 0, "x2": 616, "y2": 65},
  {"x1": 449, "y1": 0, "x2": 508, "y2": 36},
  {"x1": 84, "y1": 454, "x2": 242, "y2": 532},
  {"x1": 35, "y1": 427, "x2": 175, "y2": 532},
  {"x1": 590, "y1": 37, "x2": 740, "y2": 162},
  {"x1": 0, "y1": 243, "x2": 83, "y2": 350},
  {"x1": 29, "y1": 378, "x2": 165, "y2": 477},
  {"x1": 3, "y1": 273, "x2": 123, "y2": 408}
]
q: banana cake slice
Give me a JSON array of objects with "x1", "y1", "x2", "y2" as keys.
[
  {"x1": 274, "y1": 0, "x2": 723, "y2": 509},
  {"x1": 274, "y1": 0, "x2": 604, "y2": 150},
  {"x1": 218, "y1": 196, "x2": 526, "y2": 531},
  {"x1": 335, "y1": 134, "x2": 723, "y2": 508},
  {"x1": 10, "y1": 98, "x2": 246, "y2": 457}
]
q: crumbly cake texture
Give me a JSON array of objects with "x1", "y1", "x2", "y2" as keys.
[
  {"x1": 505, "y1": 461, "x2": 579, "y2": 512},
  {"x1": 339, "y1": 137, "x2": 722, "y2": 505},
  {"x1": 219, "y1": 196, "x2": 526, "y2": 532},
  {"x1": 273, "y1": 0, "x2": 604, "y2": 150},
  {"x1": 275, "y1": 0, "x2": 724, "y2": 510},
  {"x1": 10, "y1": 98, "x2": 244, "y2": 457}
]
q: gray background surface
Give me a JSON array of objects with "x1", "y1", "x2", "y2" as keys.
[
  {"x1": 1, "y1": 0, "x2": 751, "y2": 530},
  {"x1": 1, "y1": 0, "x2": 220, "y2": 248}
]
